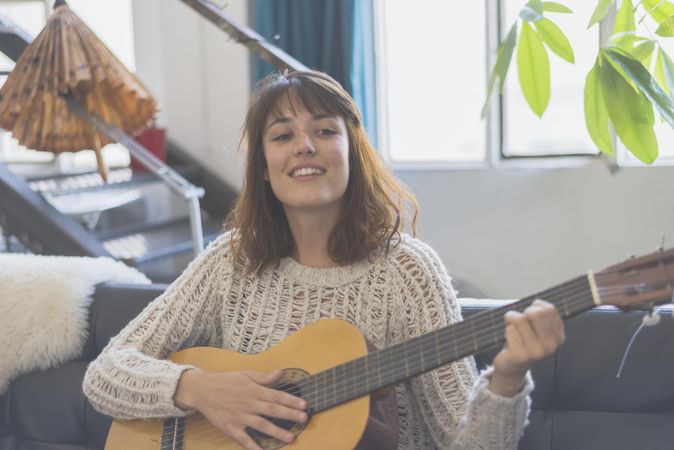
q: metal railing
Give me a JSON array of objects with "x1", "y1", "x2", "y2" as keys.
[
  {"x1": 65, "y1": 98, "x2": 205, "y2": 255},
  {"x1": 179, "y1": 0, "x2": 308, "y2": 71}
]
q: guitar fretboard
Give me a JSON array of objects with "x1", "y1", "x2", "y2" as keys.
[{"x1": 299, "y1": 274, "x2": 594, "y2": 414}]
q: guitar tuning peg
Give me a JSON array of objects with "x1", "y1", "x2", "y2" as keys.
[{"x1": 642, "y1": 311, "x2": 661, "y2": 327}]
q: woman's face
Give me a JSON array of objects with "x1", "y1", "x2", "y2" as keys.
[{"x1": 262, "y1": 98, "x2": 350, "y2": 215}]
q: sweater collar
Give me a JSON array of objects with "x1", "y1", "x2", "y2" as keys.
[{"x1": 275, "y1": 255, "x2": 374, "y2": 287}]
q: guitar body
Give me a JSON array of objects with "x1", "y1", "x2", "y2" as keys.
[{"x1": 104, "y1": 319, "x2": 399, "y2": 450}]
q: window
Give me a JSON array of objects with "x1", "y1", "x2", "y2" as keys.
[
  {"x1": 377, "y1": 0, "x2": 672, "y2": 165},
  {"x1": 502, "y1": 0, "x2": 598, "y2": 157},
  {"x1": 376, "y1": 0, "x2": 487, "y2": 164}
]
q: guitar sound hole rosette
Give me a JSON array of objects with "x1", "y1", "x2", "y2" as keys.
[{"x1": 247, "y1": 368, "x2": 310, "y2": 449}]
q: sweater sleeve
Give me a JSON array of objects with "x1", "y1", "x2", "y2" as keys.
[
  {"x1": 83, "y1": 234, "x2": 232, "y2": 419},
  {"x1": 390, "y1": 238, "x2": 532, "y2": 450}
]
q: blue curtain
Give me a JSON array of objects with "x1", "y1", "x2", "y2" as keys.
[{"x1": 251, "y1": 0, "x2": 378, "y2": 146}]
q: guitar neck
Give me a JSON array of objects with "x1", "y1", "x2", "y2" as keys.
[{"x1": 303, "y1": 274, "x2": 596, "y2": 414}]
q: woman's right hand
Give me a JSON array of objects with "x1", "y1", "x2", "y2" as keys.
[{"x1": 174, "y1": 369, "x2": 307, "y2": 450}]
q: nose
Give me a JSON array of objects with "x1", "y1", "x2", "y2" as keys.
[{"x1": 294, "y1": 132, "x2": 316, "y2": 156}]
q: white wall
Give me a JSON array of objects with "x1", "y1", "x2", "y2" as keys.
[
  {"x1": 132, "y1": 1, "x2": 674, "y2": 298},
  {"x1": 133, "y1": 0, "x2": 249, "y2": 188},
  {"x1": 399, "y1": 165, "x2": 674, "y2": 298}
]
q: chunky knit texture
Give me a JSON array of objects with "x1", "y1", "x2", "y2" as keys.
[{"x1": 84, "y1": 233, "x2": 532, "y2": 449}]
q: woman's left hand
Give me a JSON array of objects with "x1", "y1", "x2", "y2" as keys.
[{"x1": 490, "y1": 299, "x2": 565, "y2": 397}]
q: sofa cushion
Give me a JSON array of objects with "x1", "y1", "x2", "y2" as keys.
[{"x1": 5, "y1": 362, "x2": 110, "y2": 449}]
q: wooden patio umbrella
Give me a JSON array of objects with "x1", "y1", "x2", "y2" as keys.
[{"x1": 0, "y1": 0, "x2": 157, "y2": 180}]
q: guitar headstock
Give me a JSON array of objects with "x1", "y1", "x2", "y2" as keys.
[{"x1": 594, "y1": 247, "x2": 674, "y2": 310}]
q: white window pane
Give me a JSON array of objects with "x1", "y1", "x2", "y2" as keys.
[
  {"x1": 503, "y1": 0, "x2": 598, "y2": 156},
  {"x1": 0, "y1": 53, "x2": 13, "y2": 73},
  {"x1": 380, "y1": 0, "x2": 486, "y2": 162},
  {"x1": 65, "y1": 0, "x2": 136, "y2": 70},
  {"x1": 0, "y1": 2, "x2": 46, "y2": 37}
]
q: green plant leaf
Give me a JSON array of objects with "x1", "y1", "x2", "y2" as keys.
[
  {"x1": 655, "y1": 48, "x2": 668, "y2": 94},
  {"x1": 599, "y1": 53, "x2": 658, "y2": 163},
  {"x1": 640, "y1": 0, "x2": 674, "y2": 23},
  {"x1": 630, "y1": 40, "x2": 656, "y2": 67},
  {"x1": 611, "y1": 33, "x2": 648, "y2": 50},
  {"x1": 584, "y1": 60, "x2": 615, "y2": 154},
  {"x1": 589, "y1": 0, "x2": 614, "y2": 28},
  {"x1": 536, "y1": 17, "x2": 575, "y2": 62},
  {"x1": 656, "y1": 15, "x2": 674, "y2": 35},
  {"x1": 543, "y1": 2, "x2": 573, "y2": 13},
  {"x1": 659, "y1": 48, "x2": 674, "y2": 95},
  {"x1": 605, "y1": 49, "x2": 674, "y2": 130},
  {"x1": 481, "y1": 23, "x2": 518, "y2": 118},
  {"x1": 521, "y1": 0, "x2": 545, "y2": 21},
  {"x1": 517, "y1": 21, "x2": 551, "y2": 116},
  {"x1": 613, "y1": 0, "x2": 635, "y2": 34},
  {"x1": 607, "y1": 45, "x2": 643, "y2": 90}
]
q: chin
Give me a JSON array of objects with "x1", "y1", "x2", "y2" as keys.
[{"x1": 283, "y1": 196, "x2": 343, "y2": 211}]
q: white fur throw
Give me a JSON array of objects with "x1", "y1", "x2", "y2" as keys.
[{"x1": 0, "y1": 253, "x2": 150, "y2": 394}]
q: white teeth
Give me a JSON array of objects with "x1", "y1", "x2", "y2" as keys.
[{"x1": 291, "y1": 167, "x2": 325, "y2": 177}]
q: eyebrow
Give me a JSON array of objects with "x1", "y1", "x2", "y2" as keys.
[{"x1": 265, "y1": 113, "x2": 337, "y2": 131}]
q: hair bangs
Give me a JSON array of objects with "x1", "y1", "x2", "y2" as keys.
[{"x1": 263, "y1": 82, "x2": 348, "y2": 129}]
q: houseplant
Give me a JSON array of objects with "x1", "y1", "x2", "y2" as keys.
[{"x1": 484, "y1": 0, "x2": 674, "y2": 164}]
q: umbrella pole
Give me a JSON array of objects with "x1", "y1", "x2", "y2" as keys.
[{"x1": 90, "y1": 129, "x2": 108, "y2": 182}]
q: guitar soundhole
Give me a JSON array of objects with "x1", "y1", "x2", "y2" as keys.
[{"x1": 247, "y1": 368, "x2": 310, "y2": 450}]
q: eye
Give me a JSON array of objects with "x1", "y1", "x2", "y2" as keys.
[
  {"x1": 317, "y1": 128, "x2": 336, "y2": 136},
  {"x1": 271, "y1": 133, "x2": 291, "y2": 142}
]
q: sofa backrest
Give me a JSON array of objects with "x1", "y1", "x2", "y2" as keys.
[{"x1": 80, "y1": 283, "x2": 170, "y2": 360}]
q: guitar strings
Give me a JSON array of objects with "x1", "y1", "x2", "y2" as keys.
[
  {"x1": 303, "y1": 277, "x2": 595, "y2": 408},
  {"x1": 169, "y1": 271, "x2": 659, "y2": 446},
  {"x1": 305, "y1": 271, "x2": 662, "y2": 409}
]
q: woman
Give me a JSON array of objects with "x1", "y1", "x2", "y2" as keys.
[{"x1": 83, "y1": 70, "x2": 564, "y2": 450}]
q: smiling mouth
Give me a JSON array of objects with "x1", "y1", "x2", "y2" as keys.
[{"x1": 289, "y1": 167, "x2": 326, "y2": 178}]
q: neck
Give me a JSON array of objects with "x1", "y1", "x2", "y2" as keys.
[{"x1": 285, "y1": 204, "x2": 342, "y2": 268}]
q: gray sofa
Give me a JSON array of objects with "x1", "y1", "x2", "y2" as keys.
[{"x1": 1, "y1": 283, "x2": 673, "y2": 450}]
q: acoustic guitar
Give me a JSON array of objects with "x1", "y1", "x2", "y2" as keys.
[{"x1": 104, "y1": 247, "x2": 674, "y2": 450}]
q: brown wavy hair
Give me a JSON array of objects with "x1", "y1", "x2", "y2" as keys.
[{"x1": 225, "y1": 70, "x2": 418, "y2": 272}]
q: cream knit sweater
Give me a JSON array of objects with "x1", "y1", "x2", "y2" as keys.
[{"x1": 83, "y1": 233, "x2": 532, "y2": 449}]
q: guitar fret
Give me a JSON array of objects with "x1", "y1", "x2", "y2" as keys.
[
  {"x1": 331, "y1": 366, "x2": 336, "y2": 407},
  {"x1": 561, "y1": 287, "x2": 570, "y2": 318},
  {"x1": 489, "y1": 310, "x2": 499, "y2": 345},
  {"x1": 365, "y1": 353, "x2": 370, "y2": 392},
  {"x1": 469, "y1": 318, "x2": 478, "y2": 352}
]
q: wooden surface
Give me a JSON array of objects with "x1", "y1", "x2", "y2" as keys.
[{"x1": 105, "y1": 319, "x2": 373, "y2": 450}]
